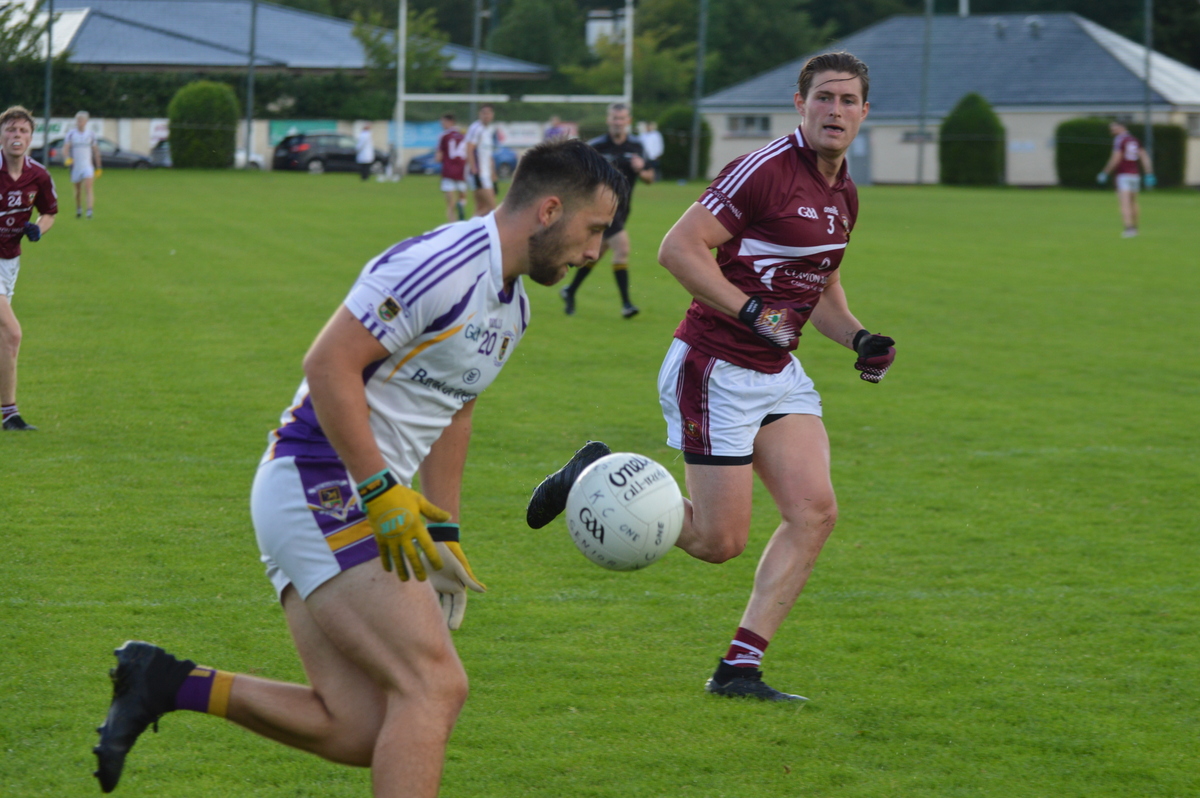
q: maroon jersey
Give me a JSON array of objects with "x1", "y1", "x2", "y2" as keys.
[
  {"x1": 674, "y1": 127, "x2": 858, "y2": 373},
  {"x1": 438, "y1": 129, "x2": 467, "y2": 181},
  {"x1": 1113, "y1": 132, "x2": 1142, "y2": 176},
  {"x1": 0, "y1": 157, "x2": 57, "y2": 259}
]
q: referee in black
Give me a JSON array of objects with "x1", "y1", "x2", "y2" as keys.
[{"x1": 560, "y1": 103, "x2": 656, "y2": 318}]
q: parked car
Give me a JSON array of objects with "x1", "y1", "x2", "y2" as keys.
[
  {"x1": 406, "y1": 146, "x2": 517, "y2": 178},
  {"x1": 150, "y1": 140, "x2": 264, "y2": 169},
  {"x1": 46, "y1": 137, "x2": 152, "y2": 169},
  {"x1": 273, "y1": 132, "x2": 386, "y2": 174}
]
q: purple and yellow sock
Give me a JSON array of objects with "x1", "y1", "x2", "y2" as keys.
[{"x1": 174, "y1": 666, "x2": 235, "y2": 717}]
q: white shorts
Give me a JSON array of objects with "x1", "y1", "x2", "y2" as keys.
[
  {"x1": 441, "y1": 178, "x2": 469, "y2": 193},
  {"x1": 469, "y1": 166, "x2": 494, "y2": 192},
  {"x1": 657, "y1": 338, "x2": 822, "y2": 463},
  {"x1": 71, "y1": 163, "x2": 95, "y2": 182},
  {"x1": 251, "y1": 455, "x2": 378, "y2": 599},
  {"x1": 0, "y1": 257, "x2": 19, "y2": 297},
  {"x1": 1116, "y1": 174, "x2": 1140, "y2": 193}
]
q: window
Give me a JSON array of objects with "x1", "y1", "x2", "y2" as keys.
[
  {"x1": 727, "y1": 115, "x2": 770, "y2": 137},
  {"x1": 902, "y1": 130, "x2": 936, "y2": 144},
  {"x1": 1188, "y1": 114, "x2": 1200, "y2": 138}
]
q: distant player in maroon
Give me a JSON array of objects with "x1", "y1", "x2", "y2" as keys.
[
  {"x1": 657, "y1": 52, "x2": 895, "y2": 700},
  {"x1": 0, "y1": 105, "x2": 57, "y2": 431},
  {"x1": 1098, "y1": 121, "x2": 1155, "y2": 238},
  {"x1": 435, "y1": 112, "x2": 469, "y2": 222}
]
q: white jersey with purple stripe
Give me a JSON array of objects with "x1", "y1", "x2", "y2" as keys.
[{"x1": 264, "y1": 213, "x2": 529, "y2": 482}]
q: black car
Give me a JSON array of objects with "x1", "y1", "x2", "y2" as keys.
[
  {"x1": 406, "y1": 146, "x2": 518, "y2": 177},
  {"x1": 46, "y1": 137, "x2": 152, "y2": 169},
  {"x1": 273, "y1": 132, "x2": 386, "y2": 174}
]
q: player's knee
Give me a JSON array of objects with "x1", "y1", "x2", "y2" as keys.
[
  {"x1": 0, "y1": 320, "x2": 20, "y2": 352},
  {"x1": 796, "y1": 497, "x2": 838, "y2": 540},
  {"x1": 691, "y1": 534, "x2": 748, "y2": 564}
]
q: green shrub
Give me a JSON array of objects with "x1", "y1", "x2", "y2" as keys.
[
  {"x1": 167, "y1": 81, "x2": 239, "y2": 169},
  {"x1": 939, "y1": 93, "x2": 1005, "y2": 185},
  {"x1": 1055, "y1": 119, "x2": 1186, "y2": 188},
  {"x1": 658, "y1": 105, "x2": 710, "y2": 181},
  {"x1": 1055, "y1": 118, "x2": 1111, "y2": 188}
]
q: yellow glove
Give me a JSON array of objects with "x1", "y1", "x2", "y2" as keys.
[
  {"x1": 422, "y1": 523, "x2": 486, "y2": 630},
  {"x1": 356, "y1": 469, "x2": 449, "y2": 581},
  {"x1": 64, "y1": 157, "x2": 73, "y2": 167},
  {"x1": 95, "y1": 168, "x2": 103, "y2": 178}
]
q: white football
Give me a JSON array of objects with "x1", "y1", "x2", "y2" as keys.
[{"x1": 565, "y1": 452, "x2": 684, "y2": 571}]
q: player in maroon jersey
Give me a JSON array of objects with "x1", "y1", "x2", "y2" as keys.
[
  {"x1": 0, "y1": 106, "x2": 58, "y2": 432},
  {"x1": 435, "y1": 112, "x2": 469, "y2": 222},
  {"x1": 1098, "y1": 121, "x2": 1155, "y2": 238},
  {"x1": 527, "y1": 52, "x2": 895, "y2": 701}
]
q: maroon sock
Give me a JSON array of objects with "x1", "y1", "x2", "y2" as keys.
[{"x1": 722, "y1": 627, "x2": 769, "y2": 669}]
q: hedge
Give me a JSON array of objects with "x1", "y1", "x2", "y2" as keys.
[
  {"x1": 167, "y1": 81, "x2": 239, "y2": 169},
  {"x1": 1055, "y1": 118, "x2": 1187, "y2": 188},
  {"x1": 658, "y1": 105, "x2": 711, "y2": 181},
  {"x1": 939, "y1": 93, "x2": 1005, "y2": 185}
]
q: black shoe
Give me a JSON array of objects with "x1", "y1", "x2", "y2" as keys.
[
  {"x1": 94, "y1": 641, "x2": 196, "y2": 794},
  {"x1": 560, "y1": 287, "x2": 575, "y2": 316},
  {"x1": 621, "y1": 303, "x2": 639, "y2": 319},
  {"x1": 2, "y1": 414, "x2": 36, "y2": 431},
  {"x1": 705, "y1": 666, "x2": 807, "y2": 702},
  {"x1": 526, "y1": 440, "x2": 611, "y2": 529}
]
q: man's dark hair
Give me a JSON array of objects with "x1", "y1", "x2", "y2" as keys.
[
  {"x1": 442, "y1": 112, "x2": 456, "y2": 122},
  {"x1": 797, "y1": 52, "x2": 870, "y2": 103},
  {"x1": 505, "y1": 138, "x2": 629, "y2": 218}
]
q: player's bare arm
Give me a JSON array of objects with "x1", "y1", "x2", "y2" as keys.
[
  {"x1": 417, "y1": 399, "x2": 475, "y2": 519},
  {"x1": 34, "y1": 212, "x2": 55, "y2": 235},
  {"x1": 658, "y1": 203, "x2": 743, "y2": 316},
  {"x1": 302, "y1": 305, "x2": 390, "y2": 483},
  {"x1": 1101, "y1": 150, "x2": 1121, "y2": 176},
  {"x1": 807, "y1": 269, "x2": 865, "y2": 348},
  {"x1": 1139, "y1": 149, "x2": 1153, "y2": 174},
  {"x1": 466, "y1": 141, "x2": 478, "y2": 175}
]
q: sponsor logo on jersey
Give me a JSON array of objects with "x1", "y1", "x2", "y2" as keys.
[
  {"x1": 798, "y1": 206, "x2": 818, "y2": 220},
  {"x1": 377, "y1": 296, "x2": 401, "y2": 322},
  {"x1": 823, "y1": 205, "x2": 840, "y2": 215}
]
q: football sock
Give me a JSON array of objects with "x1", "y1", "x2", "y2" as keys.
[
  {"x1": 613, "y1": 264, "x2": 631, "y2": 305},
  {"x1": 722, "y1": 626, "x2": 770, "y2": 669},
  {"x1": 1, "y1": 404, "x2": 18, "y2": 422},
  {"x1": 174, "y1": 666, "x2": 236, "y2": 717},
  {"x1": 566, "y1": 264, "x2": 593, "y2": 295},
  {"x1": 456, "y1": 200, "x2": 466, "y2": 221}
]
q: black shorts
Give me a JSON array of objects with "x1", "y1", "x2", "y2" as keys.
[{"x1": 603, "y1": 207, "x2": 629, "y2": 239}]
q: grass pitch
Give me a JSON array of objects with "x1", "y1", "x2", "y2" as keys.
[{"x1": 1, "y1": 169, "x2": 1197, "y2": 797}]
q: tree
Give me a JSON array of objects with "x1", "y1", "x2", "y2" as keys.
[
  {"x1": 939, "y1": 92, "x2": 1005, "y2": 185},
  {"x1": 168, "y1": 81, "x2": 239, "y2": 168},
  {"x1": 0, "y1": 0, "x2": 51, "y2": 62},
  {"x1": 490, "y1": 0, "x2": 585, "y2": 71},
  {"x1": 562, "y1": 29, "x2": 694, "y2": 122},
  {"x1": 352, "y1": 7, "x2": 454, "y2": 93}
]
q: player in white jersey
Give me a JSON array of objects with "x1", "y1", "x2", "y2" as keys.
[
  {"x1": 465, "y1": 104, "x2": 499, "y2": 216},
  {"x1": 63, "y1": 111, "x2": 101, "y2": 219},
  {"x1": 92, "y1": 139, "x2": 629, "y2": 797}
]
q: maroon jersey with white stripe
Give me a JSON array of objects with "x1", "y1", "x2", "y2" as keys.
[
  {"x1": 0, "y1": 157, "x2": 57, "y2": 259},
  {"x1": 1113, "y1": 132, "x2": 1141, "y2": 176},
  {"x1": 675, "y1": 127, "x2": 858, "y2": 373},
  {"x1": 438, "y1": 129, "x2": 467, "y2": 181}
]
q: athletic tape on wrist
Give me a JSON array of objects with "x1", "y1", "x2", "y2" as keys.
[
  {"x1": 426, "y1": 523, "x2": 461, "y2": 542},
  {"x1": 357, "y1": 468, "x2": 398, "y2": 501}
]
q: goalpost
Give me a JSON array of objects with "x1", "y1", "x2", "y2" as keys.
[{"x1": 392, "y1": 0, "x2": 634, "y2": 177}]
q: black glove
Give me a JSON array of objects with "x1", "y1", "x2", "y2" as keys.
[
  {"x1": 22, "y1": 223, "x2": 40, "y2": 242},
  {"x1": 852, "y1": 329, "x2": 896, "y2": 383},
  {"x1": 738, "y1": 297, "x2": 809, "y2": 349}
]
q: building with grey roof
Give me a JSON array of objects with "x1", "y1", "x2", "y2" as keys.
[
  {"x1": 42, "y1": 0, "x2": 549, "y2": 79},
  {"x1": 700, "y1": 12, "x2": 1200, "y2": 185}
]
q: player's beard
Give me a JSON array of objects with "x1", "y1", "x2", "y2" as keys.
[{"x1": 526, "y1": 217, "x2": 571, "y2": 286}]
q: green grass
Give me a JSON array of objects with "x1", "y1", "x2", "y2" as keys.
[{"x1": 2, "y1": 169, "x2": 1197, "y2": 797}]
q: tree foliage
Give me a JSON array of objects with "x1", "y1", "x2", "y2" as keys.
[
  {"x1": 490, "y1": 0, "x2": 584, "y2": 70},
  {"x1": 352, "y1": 7, "x2": 454, "y2": 92},
  {"x1": 0, "y1": 0, "x2": 51, "y2": 62},
  {"x1": 939, "y1": 92, "x2": 1005, "y2": 185},
  {"x1": 657, "y1": 104, "x2": 710, "y2": 180},
  {"x1": 563, "y1": 30, "x2": 694, "y2": 121},
  {"x1": 167, "y1": 81, "x2": 239, "y2": 168}
]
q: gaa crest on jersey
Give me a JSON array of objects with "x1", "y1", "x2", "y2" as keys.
[
  {"x1": 493, "y1": 331, "x2": 515, "y2": 367},
  {"x1": 377, "y1": 296, "x2": 402, "y2": 322},
  {"x1": 684, "y1": 418, "x2": 702, "y2": 440}
]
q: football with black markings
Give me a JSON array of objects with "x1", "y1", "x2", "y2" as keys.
[{"x1": 565, "y1": 452, "x2": 684, "y2": 571}]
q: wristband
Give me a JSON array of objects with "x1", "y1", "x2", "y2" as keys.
[
  {"x1": 356, "y1": 468, "x2": 397, "y2": 501},
  {"x1": 426, "y1": 522, "x2": 461, "y2": 543}
]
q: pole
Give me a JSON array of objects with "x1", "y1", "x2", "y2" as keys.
[
  {"x1": 469, "y1": 0, "x2": 482, "y2": 119},
  {"x1": 622, "y1": 0, "x2": 634, "y2": 107},
  {"x1": 395, "y1": 0, "x2": 407, "y2": 179},
  {"x1": 42, "y1": 0, "x2": 54, "y2": 163},
  {"x1": 244, "y1": 0, "x2": 257, "y2": 168},
  {"x1": 1142, "y1": 0, "x2": 1154, "y2": 165},
  {"x1": 916, "y1": 0, "x2": 933, "y2": 184},
  {"x1": 688, "y1": 0, "x2": 708, "y2": 182}
]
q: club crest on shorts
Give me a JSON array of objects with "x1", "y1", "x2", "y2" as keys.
[
  {"x1": 684, "y1": 418, "x2": 702, "y2": 440},
  {"x1": 306, "y1": 480, "x2": 355, "y2": 522},
  {"x1": 377, "y1": 296, "x2": 402, "y2": 322}
]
